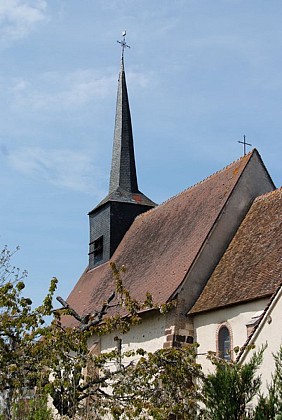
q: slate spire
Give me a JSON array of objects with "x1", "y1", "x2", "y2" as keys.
[
  {"x1": 88, "y1": 42, "x2": 155, "y2": 269},
  {"x1": 109, "y1": 57, "x2": 138, "y2": 194}
]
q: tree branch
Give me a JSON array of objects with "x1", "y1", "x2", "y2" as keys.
[{"x1": 56, "y1": 291, "x2": 116, "y2": 331}]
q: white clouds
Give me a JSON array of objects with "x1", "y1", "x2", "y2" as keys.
[
  {"x1": 10, "y1": 68, "x2": 152, "y2": 110},
  {"x1": 10, "y1": 70, "x2": 116, "y2": 110},
  {"x1": 0, "y1": 0, "x2": 47, "y2": 46},
  {"x1": 127, "y1": 70, "x2": 152, "y2": 89},
  {"x1": 6, "y1": 146, "x2": 105, "y2": 194}
]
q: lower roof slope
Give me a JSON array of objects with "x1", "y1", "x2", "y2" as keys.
[
  {"x1": 190, "y1": 187, "x2": 282, "y2": 315},
  {"x1": 64, "y1": 153, "x2": 254, "y2": 326}
]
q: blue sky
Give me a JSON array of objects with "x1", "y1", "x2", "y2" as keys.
[{"x1": 0, "y1": 0, "x2": 281, "y2": 307}]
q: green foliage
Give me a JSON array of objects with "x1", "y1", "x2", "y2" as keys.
[
  {"x1": 105, "y1": 344, "x2": 203, "y2": 419},
  {"x1": 254, "y1": 346, "x2": 282, "y2": 419},
  {"x1": 0, "y1": 247, "x2": 58, "y2": 419},
  {"x1": 202, "y1": 347, "x2": 265, "y2": 420},
  {"x1": 11, "y1": 393, "x2": 53, "y2": 420},
  {"x1": 2, "y1": 248, "x2": 282, "y2": 420},
  {"x1": 44, "y1": 263, "x2": 177, "y2": 417},
  {"x1": 0, "y1": 250, "x2": 180, "y2": 418}
]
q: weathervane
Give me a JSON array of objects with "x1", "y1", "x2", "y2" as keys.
[
  {"x1": 117, "y1": 30, "x2": 130, "y2": 59},
  {"x1": 238, "y1": 135, "x2": 252, "y2": 156}
]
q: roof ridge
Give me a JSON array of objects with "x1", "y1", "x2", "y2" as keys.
[
  {"x1": 136, "y1": 150, "x2": 254, "y2": 221},
  {"x1": 254, "y1": 185, "x2": 282, "y2": 202}
]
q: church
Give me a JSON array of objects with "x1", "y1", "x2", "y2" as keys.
[{"x1": 64, "y1": 44, "x2": 282, "y2": 394}]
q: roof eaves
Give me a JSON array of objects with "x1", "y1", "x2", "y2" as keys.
[{"x1": 189, "y1": 294, "x2": 273, "y2": 316}]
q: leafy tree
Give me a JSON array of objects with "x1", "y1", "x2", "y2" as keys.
[
  {"x1": 202, "y1": 347, "x2": 265, "y2": 420},
  {"x1": 254, "y1": 346, "x2": 282, "y2": 419},
  {"x1": 0, "y1": 246, "x2": 55, "y2": 419},
  {"x1": 11, "y1": 393, "x2": 52, "y2": 420},
  {"x1": 2, "y1": 248, "x2": 282, "y2": 420},
  {"x1": 105, "y1": 344, "x2": 203, "y2": 419},
  {"x1": 44, "y1": 262, "x2": 176, "y2": 418},
  {"x1": 0, "y1": 252, "x2": 174, "y2": 419}
]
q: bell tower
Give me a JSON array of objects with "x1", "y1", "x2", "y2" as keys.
[{"x1": 88, "y1": 34, "x2": 156, "y2": 270}]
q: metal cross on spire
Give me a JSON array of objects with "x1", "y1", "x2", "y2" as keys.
[
  {"x1": 117, "y1": 30, "x2": 130, "y2": 59},
  {"x1": 238, "y1": 135, "x2": 252, "y2": 156}
]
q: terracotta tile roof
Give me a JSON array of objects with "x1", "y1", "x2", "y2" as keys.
[
  {"x1": 189, "y1": 188, "x2": 282, "y2": 315},
  {"x1": 64, "y1": 152, "x2": 254, "y2": 327}
]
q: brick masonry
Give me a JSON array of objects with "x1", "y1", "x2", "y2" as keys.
[{"x1": 163, "y1": 314, "x2": 195, "y2": 348}]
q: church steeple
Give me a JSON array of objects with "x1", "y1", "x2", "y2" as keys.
[
  {"x1": 88, "y1": 35, "x2": 155, "y2": 270},
  {"x1": 109, "y1": 57, "x2": 138, "y2": 194}
]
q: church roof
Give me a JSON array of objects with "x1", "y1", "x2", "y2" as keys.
[
  {"x1": 189, "y1": 187, "x2": 282, "y2": 315},
  {"x1": 64, "y1": 151, "x2": 257, "y2": 326}
]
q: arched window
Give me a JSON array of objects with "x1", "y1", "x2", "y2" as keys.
[{"x1": 218, "y1": 326, "x2": 231, "y2": 360}]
